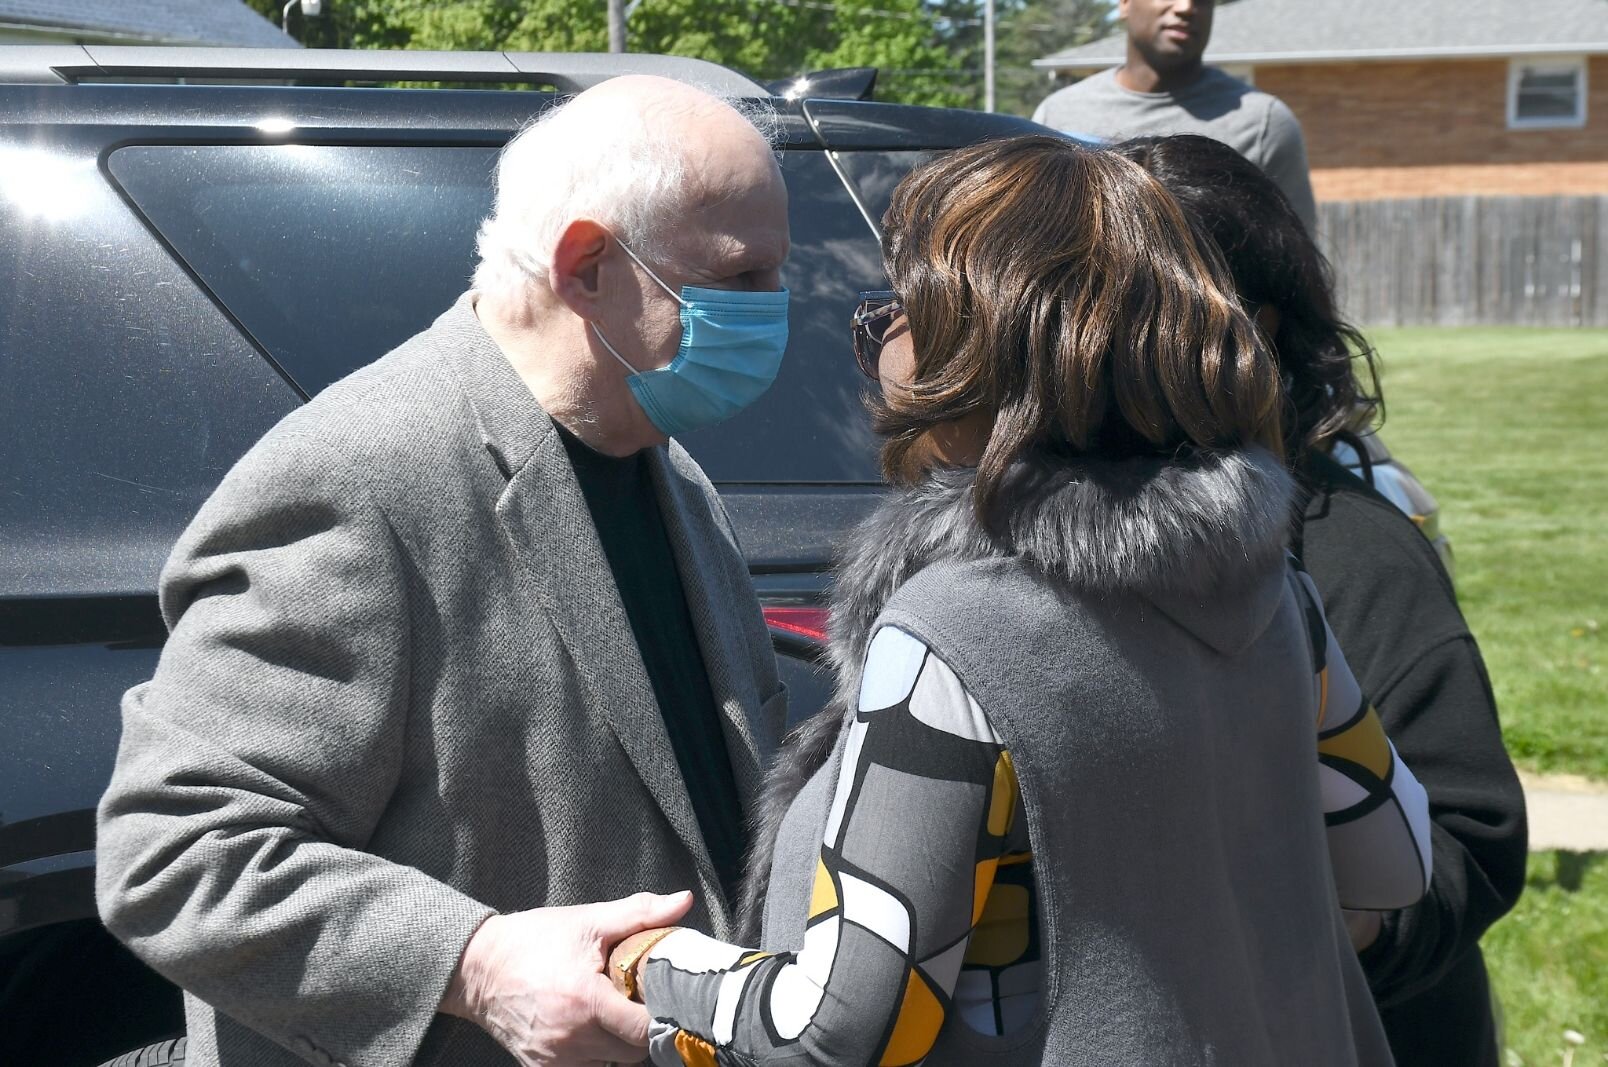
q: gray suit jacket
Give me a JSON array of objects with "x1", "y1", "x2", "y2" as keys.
[{"x1": 95, "y1": 294, "x2": 786, "y2": 1067}]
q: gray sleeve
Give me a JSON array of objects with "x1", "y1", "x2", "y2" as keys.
[
  {"x1": 1259, "y1": 98, "x2": 1319, "y2": 235},
  {"x1": 640, "y1": 627, "x2": 1018, "y2": 1065},
  {"x1": 1031, "y1": 85, "x2": 1078, "y2": 131},
  {"x1": 95, "y1": 429, "x2": 493, "y2": 1067}
]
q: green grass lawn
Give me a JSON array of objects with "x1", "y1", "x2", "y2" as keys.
[
  {"x1": 1366, "y1": 328, "x2": 1608, "y2": 780},
  {"x1": 1370, "y1": 331, "x2": 1606, "y2": 1062},
  {"x1": 1484, "y1": 851, "x2": 1608, "y2": 1066}
]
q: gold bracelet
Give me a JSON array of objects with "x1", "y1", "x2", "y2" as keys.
[{"x1": 617, "y1": 927, "x2": 680, "y2": 1002}]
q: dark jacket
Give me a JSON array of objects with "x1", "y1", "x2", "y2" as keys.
[{"x1": 1296, "y1": 450, "x2": 1528, "y2": 1067}]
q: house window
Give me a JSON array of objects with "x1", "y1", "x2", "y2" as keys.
[{"x1": 1508, "y1": 58, "x2": 1587, "y2": 129}]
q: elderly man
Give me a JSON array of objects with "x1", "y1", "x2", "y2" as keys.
[
  {"x1": 1033, "y1": 0, "x2": 1318, "y2": 234},
  {"x1": 95, "y1": 75, "x2": 790, "y2": 1067}
]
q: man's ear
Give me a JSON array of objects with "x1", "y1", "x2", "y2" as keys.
[
  {"x1": 1117, "y1": 0, "x2": 1131, "y2": 18},
  {"x1": 548, "y1": 219, "x2": 611, "y2": 319}
]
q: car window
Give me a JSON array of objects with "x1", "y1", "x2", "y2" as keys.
[
  {"x1": 107, "y1": 145, "x2": 493, "y2": 396},
  {"x1": 832, "y1": 149, "x2": 941, "y2": 232},
  {"x1": 0, "y1": 145, "x2": 300, "y2": 599},
  {"x1": 109, "y1": 144, "x2": 885, "y2": 483}
]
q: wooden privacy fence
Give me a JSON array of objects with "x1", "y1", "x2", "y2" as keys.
[{"x1": 1316, "y1": 196, "x2": 1608, "y2": 327}]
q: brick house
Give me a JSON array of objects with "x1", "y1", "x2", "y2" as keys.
[
  {"x1": 0, "y1": 0, "x2": 292, "y2": 48},
  {"x1": 1034, "y1": 0, "x2": 1608, "y2": 203}
]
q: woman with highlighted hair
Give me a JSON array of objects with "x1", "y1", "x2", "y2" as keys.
[{"x1": 607, "y1": 136, "x2": 1433, "y2": 1067}]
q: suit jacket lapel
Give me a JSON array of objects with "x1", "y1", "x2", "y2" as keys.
[
  {"x1": 495, "y1": 441, "x2": 718, "y2": 884},
  {"x1": 440, "y1": 295, "x2": 719, "y2": 899},
  {"x1": 646, "y1": 448, "x2": 769, "y2": 810}
]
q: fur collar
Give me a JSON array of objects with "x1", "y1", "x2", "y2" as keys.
[{"x1": 736, "y1": 446, "x2": 1294, "y2": 939}]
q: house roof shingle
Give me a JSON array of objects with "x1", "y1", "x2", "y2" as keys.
[
  {"x1": 0, "y1": 0, "x2": 295, "y2": 49},
  {"x1": 1037, "y1": 0, "x2": 1608, "y2": 70}
]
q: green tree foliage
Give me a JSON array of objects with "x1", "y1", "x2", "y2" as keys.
[
  {"x1": 249, "y1": 0, "x2": 607, "y2": 51},
  {"x1": 250, "y1": 0, "x2": 969, "y2": 107},
  {"x1": 996, "y1": 0, "x2": 1114, "y2": 116},
  {"x1": 902, "y1": 0, "x2": 1117, "y2": 115},
  {"x1": 805, "y1": 0, "x2": 972, "y2": 108},
  {"x1": 921, "y1": 0, "x2": 984, "y2": 110}
]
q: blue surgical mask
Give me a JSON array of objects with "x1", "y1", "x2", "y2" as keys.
[{"x1": 592, "y1": 239, "x2": 789, "y2": 438}]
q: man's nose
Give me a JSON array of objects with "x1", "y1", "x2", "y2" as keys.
[{"x1": 1172, "y1": 0, "x2": 1198, "y2": 14}]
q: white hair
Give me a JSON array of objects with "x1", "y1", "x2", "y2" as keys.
[{"x1": 472, "y1": 86, "x2": 779, "y2": 303}]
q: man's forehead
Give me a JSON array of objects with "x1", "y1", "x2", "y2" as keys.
[
  {"x1": 678, "y1": 180, "x2": 790, "y2": 264},
  {"x1": 679, "y1": 222, "x2": 790, "y2": 276},
  {"x1": 717, "y1": 228, "x2": 790, "y2": 267}
]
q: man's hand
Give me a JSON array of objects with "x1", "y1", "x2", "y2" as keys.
[{"x1": 441, "y1": 891, "x2": 694, "y2": 1066}]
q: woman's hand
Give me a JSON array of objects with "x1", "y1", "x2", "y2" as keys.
[{"x1": 608, "y1": 927, "x2": 682, "y2": 1001}]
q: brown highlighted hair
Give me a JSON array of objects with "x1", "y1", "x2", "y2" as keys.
[{"x1": 874, "y1": 134, "x2": 1283, "y2": 532}]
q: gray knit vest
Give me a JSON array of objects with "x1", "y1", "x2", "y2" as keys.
[{"x1": 762, "y1": 552, "x2": 1395, "y2": 1066}]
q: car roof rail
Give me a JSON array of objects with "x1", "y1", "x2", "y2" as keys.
[{"x1": 0, "y1": 45, "x2": 767, "y2": 96}]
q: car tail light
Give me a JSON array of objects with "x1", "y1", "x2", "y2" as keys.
[{"x1": 762, "y1": 606, "x2": 829, "y2": 643}]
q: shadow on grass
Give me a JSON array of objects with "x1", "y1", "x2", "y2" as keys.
[{"x1": 1530, "y1": 850, "x2": 1605, "y2": 892}]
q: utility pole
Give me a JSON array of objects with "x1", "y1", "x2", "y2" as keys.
[
  {"x1": 983, "y1": 0, "x2": 996, "y2": 113},
  {"x1": 608, "y1": 0, "x2": 627, "y2": 52}
]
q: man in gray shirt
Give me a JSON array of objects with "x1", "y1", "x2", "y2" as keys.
[{"x1": 1033, "y1": 0, "x2": 1317, "y2": 233}]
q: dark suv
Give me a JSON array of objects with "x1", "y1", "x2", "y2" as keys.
[{"x1": 0, "y1": 45, "x2": 1042, "y2": 1065}]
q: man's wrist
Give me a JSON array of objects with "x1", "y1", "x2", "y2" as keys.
[{"x1": 441, "y1": 913, "x2": 501, "y2": 1020}]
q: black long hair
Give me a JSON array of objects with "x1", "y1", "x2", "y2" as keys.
[{"x1": 1114, "y1": 135, "x2": 1382, "y2": 460}]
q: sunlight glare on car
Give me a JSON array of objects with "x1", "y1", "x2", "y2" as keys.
[
  {"x1": 0, "y1": 148, "x2": 98, "y2": 223},
  {"x1": 254, "y1": 117, "x2": 298, "y2": 136}
]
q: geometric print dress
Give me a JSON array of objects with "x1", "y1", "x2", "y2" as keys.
[{"x1": 638, "y1": 566, "x2": 1431, "y2": 1067}]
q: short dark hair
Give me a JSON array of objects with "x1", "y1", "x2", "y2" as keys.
[
  {"x1": 874, "y1": 135, "x2": 1282, "y2": 533},
  {"x1": 1114, "y1": 134, "x2": 1382, "y2": 458}
]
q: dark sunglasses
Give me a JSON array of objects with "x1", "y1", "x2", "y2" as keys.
[{"x1": 851, "y1": 290, "x2": 904, "y2": 379}]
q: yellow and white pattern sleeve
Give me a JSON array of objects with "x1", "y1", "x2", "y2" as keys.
[
  {"x1": 1295, "y1": 568, "x2": 1433, "y2": 910},
  {"x1": 637, "y1": 625, "x2": 1034, "y2": 1066}
]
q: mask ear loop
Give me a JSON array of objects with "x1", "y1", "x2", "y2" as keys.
[
  {"x1": 591, "y1": 322, "x2": 641, "y2": 376},
  {"x1": 614, "y1": 236, "x2": 688, "y2": 307},
  {"x1": 592, "y1": 234, "x2": 689, "y2": 377}
]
